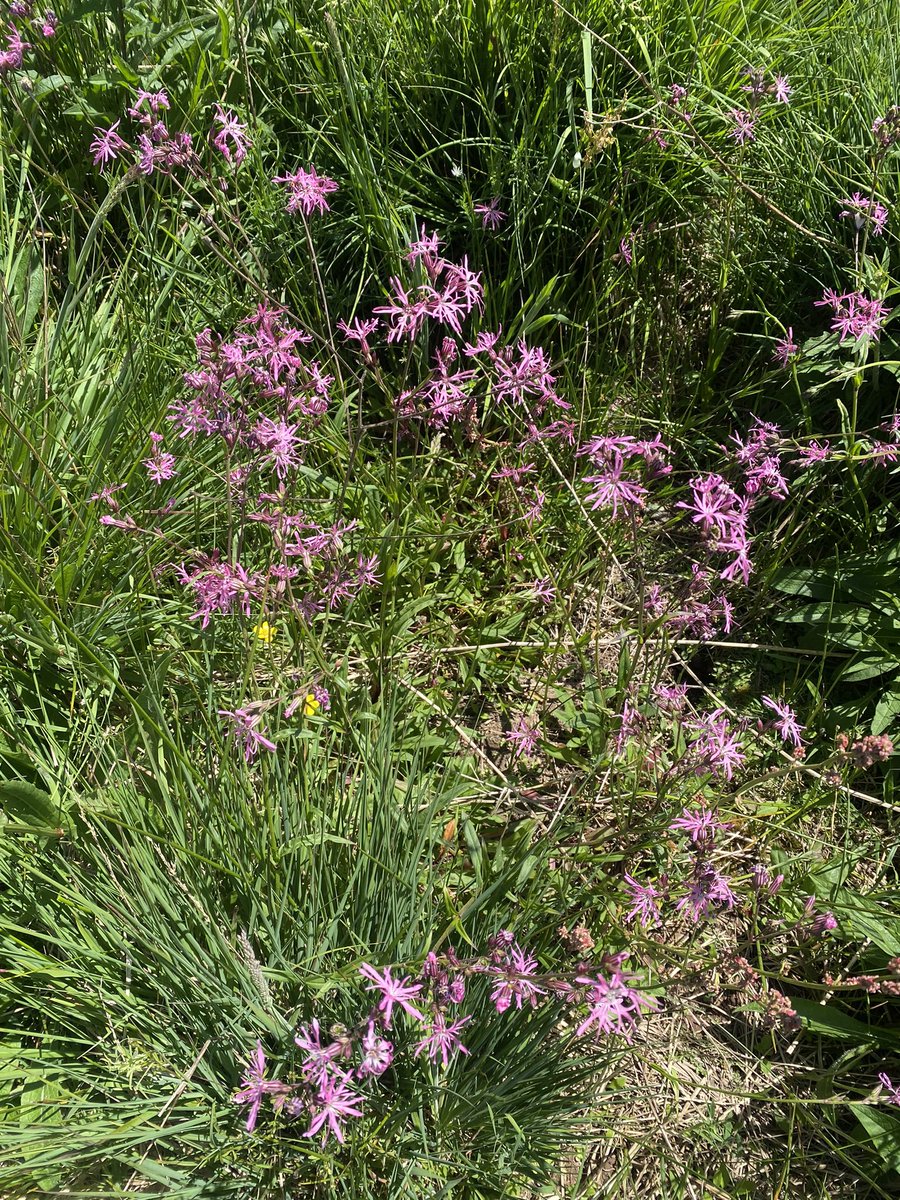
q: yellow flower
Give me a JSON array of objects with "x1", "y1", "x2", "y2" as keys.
[
  {"x1": 302, "y1": 693, "x2": 321, "y2": 717},
  {"x1": 254, "y1": 620, "x2": 276, "y2": 643}
]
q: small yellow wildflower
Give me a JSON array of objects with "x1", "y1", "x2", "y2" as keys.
[
  {"x1": 303, "y1": 693, "x2": 321, "y2": 717},
  {"x1": 254, "y1": 620, "x2": 276, "y2": 643}
]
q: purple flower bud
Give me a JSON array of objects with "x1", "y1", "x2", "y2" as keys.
[
  {"x1": 448, "y1": 976, "x2": 466, "y2": 1004},
  {"x1": 810, "y1": 912, "x2": 838, "y2": 936},
  {"x1": 750, "y1": 863, "x2": 770, "y2": 892}
]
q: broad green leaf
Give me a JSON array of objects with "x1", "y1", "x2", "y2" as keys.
[
  {"x1": 852, "y1": 1105, "x2": 900, "y2": 1174},
  {"x1": 0, "y1": 780, "x2": 67, "y2": 832},
  {"x1": 793, "y1": 999, "x2": 900, "y2": 1048},
  {"x1": 873, "y1": 689, "x2": 900, "y2": 735}
]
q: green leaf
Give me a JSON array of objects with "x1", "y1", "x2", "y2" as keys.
[
  {"x1": 873, "y1": 689, "x2": 900, "y2": 735},
  {"x1": 792, "y1": 999, "x2": 900, "y2": 1048},
  {"x1": 852, "y1": 1104, "x2": 900, "y2": 1174},
  {"x1": 841, "y1": 657, "x2": 898, "y2": 683},
  {"x1": 31, "y1": 74, "x2": 75, "y2": 102},
  {"x1": 830, "y1": 899, "x2": 900, "y2": 956},
  {"x1": 0, "y1": 780, "x2": 68, "y2": 833}
]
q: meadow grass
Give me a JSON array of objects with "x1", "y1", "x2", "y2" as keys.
[{"x1": 2, "y1": 0, "x2": 900, "y2": 1196}]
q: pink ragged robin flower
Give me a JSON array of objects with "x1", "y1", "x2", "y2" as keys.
[
  {"x1": 519, "y1": 416, "x2": 577, "y2": 446},
  {"x1": 0, "y1": 22, "x2": 29, "y2": 71},
  {"x1": 273, "y1": 165, "x2": 339, "y2": 216},
  {"x1": 136, "y1": 130, "x2": 196, "y2": 177},
  {"x1": 773, "y1": 74, "x2": 791, "y2": 103},
  {"x1": 303, "y1": 1073, "x2": 363, "y2": 1145},
  {"x1": 492, "y1": 462, "x2": 536, "y2": 484},
  {"x1": 357, "y1": 1021, "x2": 393, "y2": 1078},
  {"x1": 574, "y1": 968, "x2": 656, "y2": 1040},
  {"x1": 231, "y1": 1041, "x2": 291, "y2": 1133},
  {"x1": 675, "y1": 473, "x2": 745, "y2": 539},
  {"x1": 373, "y1": 276, "x2": 430, "y2": 343},
  {"x1": 491, "y1": 337, "x2": 564, "y2": 413},
  {"x1": 338, "y1": 315, "x2": 379, "y2": 342},
  {"x1": 772, "y1": 327, "x2": 799, "y2": 367},
  {"x1": 253, "y1": 415, "x2": 306, "y2": 479},
  {"x1": 337, "y1": 316, "x2": 379, "y2": 363},
  {"x1": 578, "y1": 432, "x2": 671, "y2": 474},
  {"x1": 212, "y1": 104, "x2": 251, "y2": 166},
  {"x1": 839, "y1": 193, "x2": 889, "y2": 236},
  {"x1": 142, "y1": 431, "x2": 177, "y2": 484},
  {"x1": 355, "y1": 554, "x2": 380, "y2": 588},
  {"x1": 879, "y1": 1073, "x2": 900, "y2": 1106},
  {"x1": 294, "y1": 1019, "x2": 345, "y2": 1088},
  {"x1": 474, "y1": 198, "x2": 506, "y2": 229},
  {"x1": 669, "y1": 805, "x2": 729, "y2": 844},
  {"x1": 653, "y1": 682, "x2": 688, "y2": 711},
  {"x1": 180, "y1": 556, "x2": 261, "y2": 627},
  {"x1": 423, "y1": 266, "x2": 483, "y2": 337},
  {"x1": 488, "y1": 942, "x2": 545, "y2": 1013},
  {"x1": 687, "y1": 709, "x2": 746, "y2": 780},
  {"x1": 404, "y1": 228, "x2": 443, "y2": 271},
  {"x1": 464, "y1": 328, "x2": 501, "y2": 357},
  {"x1": 530, "y1": 577, "x2": 556, "y2": 605},
  {"x1": 743, "y1": 455, "x2": 788, "y2": 500},
  {"x1": 727, "y1": 416, "x2": 781, "y2": 465},
  {"x1": 583, "y1": 454, "x2": 648, "y2": 519},
  {"x1": 320, "y1": 562, "x2": 357, "y2": 610},
  {"x1": 414, "y1": 1012, "x2": 472, "y2": 1067},
  {"x1": 127, "y1": 88, "x2": 170, "y2": 121},
  {"x1": 294, "y1": 593, "x2": 324, "y2": 622},
  {"x1": 523, "y1": 487, "x2": 546, "y2": 525},
  {"x1": 98, "y1": 513, "x2": 139, "y2": 531},
  {"x1": 90, "y1": 120, "x2": 129, "y2": 170},
  {"x1": 505, "y1": 715, "x2": 540, "y2": 759},
  {"x1": 442, "y1": 256, "x2": 484, "y2": 314},
  {"x1": 359, "y1": 963, "x2": 425, "y2": 1027},
  {"x1": 761, "y1": 695, "x2": 805, "y2": 746},
  {"x1": 622, "y1": 874, "x2": 662, "y2": 928},
  {"x1": 815, "y1": 289, "x2": 889, "y2": 343},
  {"x1": 676, "y1": 861, "x2": 736, "y2": 922},
  {"x1": 718, "y1": 536, "x2": 753, "y2": 586},
  {"x1": 218, "y1": 706, "x2": 276, "y2": 762},
  {"x1": 89, "y1": 483, "x2": 125, "y2": 510},
  {"x1": 728, "y1": 109, "x2": 757, "y2": 144}
]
